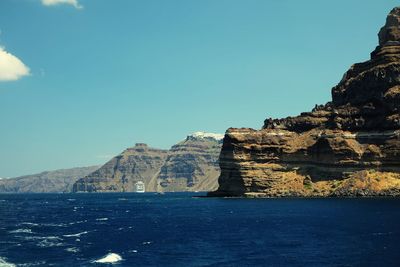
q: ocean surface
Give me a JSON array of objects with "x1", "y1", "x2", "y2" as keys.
[{"x1": 1, "y1": 193, "x2": 400, "y2": 267}]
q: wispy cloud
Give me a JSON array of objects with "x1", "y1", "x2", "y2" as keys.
[
  {"x1": 41, "y1": 0, "x2": 83, "y2": 9},
  {"x1": 0, "y1": 47, "x2": 30, "y2": 82}
]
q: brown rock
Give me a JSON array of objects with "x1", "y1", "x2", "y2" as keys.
[
  {"x1": 73, "y1": 133, "x2": 223, "y2": 193},
  {"x1": 209, "y1": 7, "x2": 400, "y2": 198},
  {"x1": 72, "y1": 144, "x2": 168, "y2": 192},
  {"x1": 378, "y1": 7, "x2": 400, "y2": 46}
]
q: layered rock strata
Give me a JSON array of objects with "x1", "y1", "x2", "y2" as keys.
[
  {"x1": 73, "y1": 144, "x2": 168, "y2": 192},
  {"x1": 159, "y1": 133, "x2": 222, "y2": 192},
  {"x1": 209, "y1": 7, "x2": 400, "y2": 197},
  {"x1": 73, "y1": 132, "x2": 222, "y2": 192}
]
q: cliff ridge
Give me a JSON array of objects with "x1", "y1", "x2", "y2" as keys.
[
  {"x1": 209, "y1": 7, "x2": 400, "y2": 197},
  {"x1": 73, "y1": 132, "x2": 222, "y2": 192}
]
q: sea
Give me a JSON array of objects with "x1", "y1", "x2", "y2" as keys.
[{"x1": 0, "y1": 193, "x2": 400, "y2": 267}]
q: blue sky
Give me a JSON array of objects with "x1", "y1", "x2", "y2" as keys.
[{"x1": 0, "y1": 0, "x2": 398, "y2": 177}]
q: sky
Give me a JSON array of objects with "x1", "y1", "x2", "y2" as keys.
[{"x1": 0, "y1": 0, "x2": 398, "y2": 177}]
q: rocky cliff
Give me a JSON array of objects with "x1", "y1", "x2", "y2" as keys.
[
  {"x1": 0, "y1": 166, "x2": 99, "y2": 193},
  {"x1": 159, "y1": 132, "x2": 223, "y2": 192},
  {"x1": 209, "y1": 7, "x2": 400, "y2": 197},
  {"x1": 73, "y1": 132, "x2": 223, "y2": 192},
  {"x1": 73, "y1": 144, "x2": 168, "y2": 192}
]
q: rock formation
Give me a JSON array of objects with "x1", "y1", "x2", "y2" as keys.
[
  {"x1": 73, "y1": 144, "x2": 168, "y2": 192},
  {"x1": 72, "y1": 132, "x2": 223, "y2": 192},
  {"x1": 159, "y1": 132, "x2": 223, "y2": 192},
  {"x1": 0, "y1": 166, "x2": 99, "y2": 193},
  {"x1": 209, "y1": 7, "x2": 400, "y2": 197}
]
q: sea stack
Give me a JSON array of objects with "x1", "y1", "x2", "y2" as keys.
[{"x1": 209, "y1": 7, "x2": 400, "y2": 197}]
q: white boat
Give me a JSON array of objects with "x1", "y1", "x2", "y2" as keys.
[{"x1": 135, "y1": 181, "x2": 145, "y2": 193}]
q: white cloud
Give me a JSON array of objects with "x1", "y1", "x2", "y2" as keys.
[
  {"x1": 41, "y1": 0, "x2": 83, "y2": 9},
  {"x1": 0, "y1": 47, "x2": 30, "y2": 81}
]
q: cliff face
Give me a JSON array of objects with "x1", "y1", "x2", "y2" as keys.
[
  {"x1": 73, "y1": 132, "x2": 223, "y2": 192},
  {"x1": 73, "y1": 144, "x2": 168, "y2": 192},
  {"x1": 0, "y1": 166, "x2": 99, "y2": 193},
  {"x1": 210, "y1": 7, "x2": 400, "y2": 197},
  {"x1": 158, "y1": 133, "x2": 223, "y2": 192}
]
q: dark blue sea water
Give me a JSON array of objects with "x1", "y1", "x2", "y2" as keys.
[{"x1": 1, "y1": 193, "x2": 400, "y2": 267}]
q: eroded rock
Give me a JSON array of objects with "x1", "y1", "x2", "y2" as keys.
[
  {"x1": 73, "y1": 133, "x2": 222, "y2": 192},
  {"x1": 209, "y1": 7, "x2": 400, "y2": 197}
]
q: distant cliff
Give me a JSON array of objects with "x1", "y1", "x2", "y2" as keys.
[
  {"x1": 158, "y1": 132, "x2": 223, "y2": 192},
  {"x1": 0, "y1": 166, "x2": 99, "y2": 193},
  {"x1": 73, "y1": 132, "x2": 223, "y2": 192},
  {"x1": 209, "y1": 7, "x2": 400, "y2": 197},
  {"x1": 73, "y1": 144, "x2": 168, "y2": 192}
]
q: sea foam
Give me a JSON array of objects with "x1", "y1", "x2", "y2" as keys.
[
  {"x1": 9, "y1": 229, "x2": 33, "y2": 234},
  {"x1": 63, "y1": 231, "x2": 89, "y2": 237},
  {"x1": 93, "y1": 253, "x2": 122, "y2": 264},
  {"x1": 0, "y1": 257, "x2": 16, "y2": 267},
  {"x1": 65, "y1": 247, "x2": 80, "y2": 253},
  {"x1": 18, "y1": 222, "x2": 39, "y2": 227},
  {"x1": 36, "y1": 239, "x2": 63, "y2": 248}
]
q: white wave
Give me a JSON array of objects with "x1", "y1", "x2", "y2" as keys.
[
  {"x1": 95, "y1": 218, "x2": 108, "y2": 221},
  {"x1": 21, "y1": 236, "x2": 62, "y2": 241},
  {"x1": 0, "y1": 258, "x2": 16, "y2": 267},
  {"x1": 43, "y1": 236, "x2": 62, "y2": 240},
  {"x1": 68, "y1": 220, "x2": 87, "y2": 225},
  {"x1": 72, "y1": 206, "x2": 83, "y2": 211},
  {"x1": 17, "y1": 261, "x2": 47, "y2": 266},
  {"x1": 142, "y1": 241, "x2": 151, "y2": 245},
  {"x1": 9, "y1": 229, "x2": 33, "y2": 234},
  {"x1": 63, "y1": 231, "x2": 89, "y2": 237},
  {"x1": 41, "y1": 223, "x2": 67, "y2": 227},
  {"x1": 67, "y1": 199, "x2": 76, "y2": 201},
  {"x1": 36, "y1": 237, "x2": 64, "y2": 248},
  {"x1": 372, "y1": 232, "x2": 393, "y2": 236},
  {"x1": 65, "y1": 247, "x2": 79, "y2": 253},
  {"x1": 37, "y1": 240, "x2": 63, "y2": 248},
  {"x1": 93, "y1": 253, "x2": 122, "y2": 264},
  {"x1": 18, "y1": 222, "x2": 67, "y2": 227},
  {"x1": 18, "y1": 222, "x2": 39, "y2": 227}
]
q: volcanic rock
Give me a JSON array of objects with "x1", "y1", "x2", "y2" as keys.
[
  {"x1": 73, "y1": 144, "x2": 168, "y2": 192},
  {"x1": 158, "y1": 132, "x2": 222, "y2": 192},
  {"x1": 0, "y1": 166, "x2": 100, "y2": 193},
  {"x1": 209, "y1": 7, "x2": 400, "y2": 197},
  {"x1": 73, "y1": 132, "x2": 222, "y2": 192}
]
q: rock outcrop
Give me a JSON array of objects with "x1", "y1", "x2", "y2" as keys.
[
  {"x1": 73, "y1": 132, "x2": 223, "y2": 192},
  {"x1": 209, "y1": 7, "x2": 400, "y2": 197}
]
